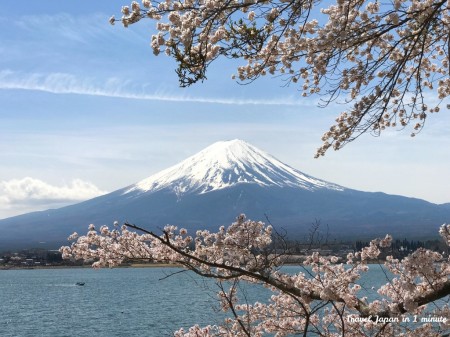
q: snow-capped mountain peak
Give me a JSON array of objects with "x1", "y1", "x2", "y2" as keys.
[{"x1": 125, "y1": 139, "x2": 344, "y2": 196}]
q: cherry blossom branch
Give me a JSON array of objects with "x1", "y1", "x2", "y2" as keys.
[
  {"x1": 119, "y1": 222, "x2": 450, "y2": 319},
  {"x1": 61, "y1": 219, "x2": 450, "y2": 336},
  {"x1": 110, "y1": 0, "x2": 449, "y2": 157}
]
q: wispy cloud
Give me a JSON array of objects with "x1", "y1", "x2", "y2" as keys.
[
  {"x1": 0, "y1": 69, "x2": 310, "y2": 106},
  {"x1": 10, "y1": 13, "x2": 124, "y2": 45}
]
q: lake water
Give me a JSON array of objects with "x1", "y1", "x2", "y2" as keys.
[{"x1": 0, "y1": 265, "x2": 425, "y2": 336}]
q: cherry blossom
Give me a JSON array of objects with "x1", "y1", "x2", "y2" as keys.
[
  {"x1": 111, "y1": 0, "x2": 449, "y2": 156},
  {"x1": 61, "y1": 216, "x2": 450, "y2": 336}
]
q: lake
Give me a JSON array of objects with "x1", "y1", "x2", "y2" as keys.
[{"x1": 0, "y1": 265, "x2": 428, "y2": 336}]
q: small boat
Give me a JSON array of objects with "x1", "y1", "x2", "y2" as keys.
[{"x1": 75, "y1": 282, "x2": 85, "y2": 286}]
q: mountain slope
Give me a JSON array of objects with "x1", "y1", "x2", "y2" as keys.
[{"x1": 0, "y1": 139, "x2": 448, "y2": 249}]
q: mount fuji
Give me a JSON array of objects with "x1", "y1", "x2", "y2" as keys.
[
  {"x1": 0, "y1": 139, "x2": 449, "y2": 249},
  {"x1": 126, "y1": 139, "x2": 344, "y2": 195}
]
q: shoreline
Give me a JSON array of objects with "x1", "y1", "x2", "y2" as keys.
[
  {"x1": 1, "y1": 260, "x2": 395, "y2": 271},
  {"x1": 0, "y1": 263, "x2": 184, "y2": 270}
]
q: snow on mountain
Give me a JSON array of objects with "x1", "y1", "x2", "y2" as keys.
[{"x1": 125, "y1": 139, "x2": 344, "y2": 196}]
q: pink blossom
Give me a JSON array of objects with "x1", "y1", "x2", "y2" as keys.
[{"x1": 61, "y1": 216, "x2": 450, "y2": 336}]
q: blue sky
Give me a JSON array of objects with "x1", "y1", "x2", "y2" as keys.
[{"x1": 0, "y1": 1, "x2": 449, "y2": 219}]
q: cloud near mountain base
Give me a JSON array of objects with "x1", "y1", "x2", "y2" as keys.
[{"x1": 0, "y1": 177, "x2": 107, "y2": 218}]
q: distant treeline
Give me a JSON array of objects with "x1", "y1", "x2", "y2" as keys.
[
  {"x1": 1, "y1": 237, "x2": 448, "y2": 266},
  {"x1": 355, "y1": 238, "x2": 448, "y2": 254}
]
